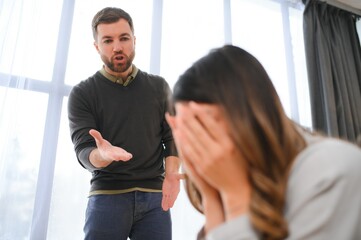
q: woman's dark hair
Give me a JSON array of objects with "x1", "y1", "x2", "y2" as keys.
[
  {"x1": 91, "y1": 7, "x2": 134, "y2": 40},
  {"x1": 173, "y1": 45, "x2": 306, "y2": 240}
]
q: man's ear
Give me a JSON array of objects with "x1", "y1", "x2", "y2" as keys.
[{"x1": 94, "y1": 41, "x2": 100, "y2": 53}]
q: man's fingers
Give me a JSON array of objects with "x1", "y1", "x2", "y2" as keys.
[
  {"x1": 168, "y1": 195, "x2": 176, "y2": 208},
  {"x1": 89, "y1": 129, "x2": 103, "y2": 143},
  {"x1": 162, "y1": 195, "x2": 170, "y2": 211},
  {"x1": 163, "y1": 196, "x2": 176, "y2": 211},
  {"x1": 120, "y1": 150, "x2": 133, "y2": 161}
]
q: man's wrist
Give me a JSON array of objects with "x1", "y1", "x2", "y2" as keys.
[
  {"x1": 89, "y1": 148, "x2": 111, "y2": 168},
  {"x1": 164, "y1": 156, "x2": 181, "y2": 174}
]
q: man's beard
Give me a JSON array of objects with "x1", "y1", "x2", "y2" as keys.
[{"x1": 102, "y1": 50, "x2": 135, "y2": 73}]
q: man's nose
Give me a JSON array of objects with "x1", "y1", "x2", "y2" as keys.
[{"x1": 113, "y1": 41, "x2": 123, "y2": 52}]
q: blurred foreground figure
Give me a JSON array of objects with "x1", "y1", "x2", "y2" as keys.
[{"x1": 166, "y1": 45, "x2": 361, "y2": 240}]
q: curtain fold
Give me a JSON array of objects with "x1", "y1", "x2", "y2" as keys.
[{"x1": 303, "y1": 0, "x2": 361, "y2": 143}]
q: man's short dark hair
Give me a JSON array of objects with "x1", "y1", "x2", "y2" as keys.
[{"x1": 92, "y1": 7, "x2": 134, "y2": 40}]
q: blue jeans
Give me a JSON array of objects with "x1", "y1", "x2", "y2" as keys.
[{"x1": 84, "y1": 191, "x2": 172, "y2": 240}]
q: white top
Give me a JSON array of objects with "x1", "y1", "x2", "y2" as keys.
[{"x1": 201, "y1": 133, "x2": 361, "y2": 240}]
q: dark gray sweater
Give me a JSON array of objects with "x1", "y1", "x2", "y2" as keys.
[{"x1": 68, "y1": 70, "x2": 177, "y2": 192}]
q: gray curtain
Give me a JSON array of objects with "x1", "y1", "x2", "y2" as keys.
[{"x1": 303, "y1": 0, "x2": 361, "y2": 143}]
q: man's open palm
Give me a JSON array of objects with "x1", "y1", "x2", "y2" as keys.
[{"x1": 89, "y1": 129, "x2": 133, "y2": 162}]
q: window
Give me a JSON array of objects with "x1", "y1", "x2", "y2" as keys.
[{"x1": 161, "y1": 0, "x2": 225, "y2": 88}]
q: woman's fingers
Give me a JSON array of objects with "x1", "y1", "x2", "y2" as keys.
[
  {"x1": 174, "y1": 103, "x2": 227, "y2": 168},
  {"x1": 172, "y1": 102, "x2": 243, "y2": 193},
  {"x1": 165, "y1": 112, "x2": 176, "y2": 130},
  {"x1": 174, "y1": 104, "x2": 213, "y2": 158},
  {"x1": 189, "y1": 102, "x2": 230, "y2": 142}
]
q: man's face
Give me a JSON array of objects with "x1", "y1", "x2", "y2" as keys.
[{"x1": 94, "y1": 19, "x2": 136, "y2": 77}]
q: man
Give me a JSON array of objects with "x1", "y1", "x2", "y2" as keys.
[{"x1": 68, "y1": 7, "x2": 182, "y2": 240}]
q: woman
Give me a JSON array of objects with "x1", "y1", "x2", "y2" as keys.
[{"x1": 166, "y1": 45, "x2": 361, "y2": 239}]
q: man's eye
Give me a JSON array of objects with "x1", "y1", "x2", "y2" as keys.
[
  {"x1": 103, "y1": 39, "x2": 112, "y2": 44},
  {"x1": 120, "y1": 37, "x2": 129, "y2": 41}
]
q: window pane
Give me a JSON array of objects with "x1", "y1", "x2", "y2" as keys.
[
  {"x1": 231, "y1": 0, "x2": 291, "y2": 115},
  {"x1": 64, "y1": 0, "x2": 153, "y2": 86},
  {"x1": 0, "y1": 88, "x2": 47, "y2": 239},
  {"x1": 289, "y1": 7, "x2": 312, "y2": 128},
  {"x1": 357, "y1": 19, "x2": 361, "y2": 44},
  {"x1": 161, "y1": 1, "x2": 224, "y2": 238},
  {"x1": 171, "y1": 187, "x2": 204, "y2": 240},
  {"x1": 47, "y1": 97, "x2": 90, "y2": 240},
  {"x1": 0, "y1": 0, "x2": 62, "y2": 81},
  {"x1": 161, "y1": 0, "x2": 225, "y2": 88}
]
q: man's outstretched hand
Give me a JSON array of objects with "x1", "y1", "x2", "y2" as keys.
[{"x1": 89, "y1": 129, "x2": 133, "y2": 167}]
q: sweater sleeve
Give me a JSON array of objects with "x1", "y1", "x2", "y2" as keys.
[
  {"x1": 161, "y1": 79, "x2": 178, "y2": 158},
  {"x1": 67, "y1": 83, "x2": 98, "y2": 172},
  {"x1": 162, "y1": 118, "x2": 178, "y2": 157}
]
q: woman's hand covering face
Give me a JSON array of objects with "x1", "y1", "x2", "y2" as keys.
[{"x1": 166, "y1": 102, "x2": 247, "y2": 198}]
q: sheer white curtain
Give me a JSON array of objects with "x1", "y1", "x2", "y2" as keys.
[
  {"x1": 0, "y1": 0, "x2": 64, "y2": 239},
  {"x1": 0, "y1": 0, "x2": 310, "y2": 239}
]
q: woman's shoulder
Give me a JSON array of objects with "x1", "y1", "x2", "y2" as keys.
[
  {"x1": 285, "y1": 134, "x2": 361, "y2": 239},
  {"x1": 292, "y1": 134, "x2": 361, "y2": 177},
  {"x1": 287, "y1": 133, "x2": 361, "y2": 206}
]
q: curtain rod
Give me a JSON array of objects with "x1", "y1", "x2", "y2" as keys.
[{"x1": 319, "y1": 0, "x2": 361, "y2": 17}]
